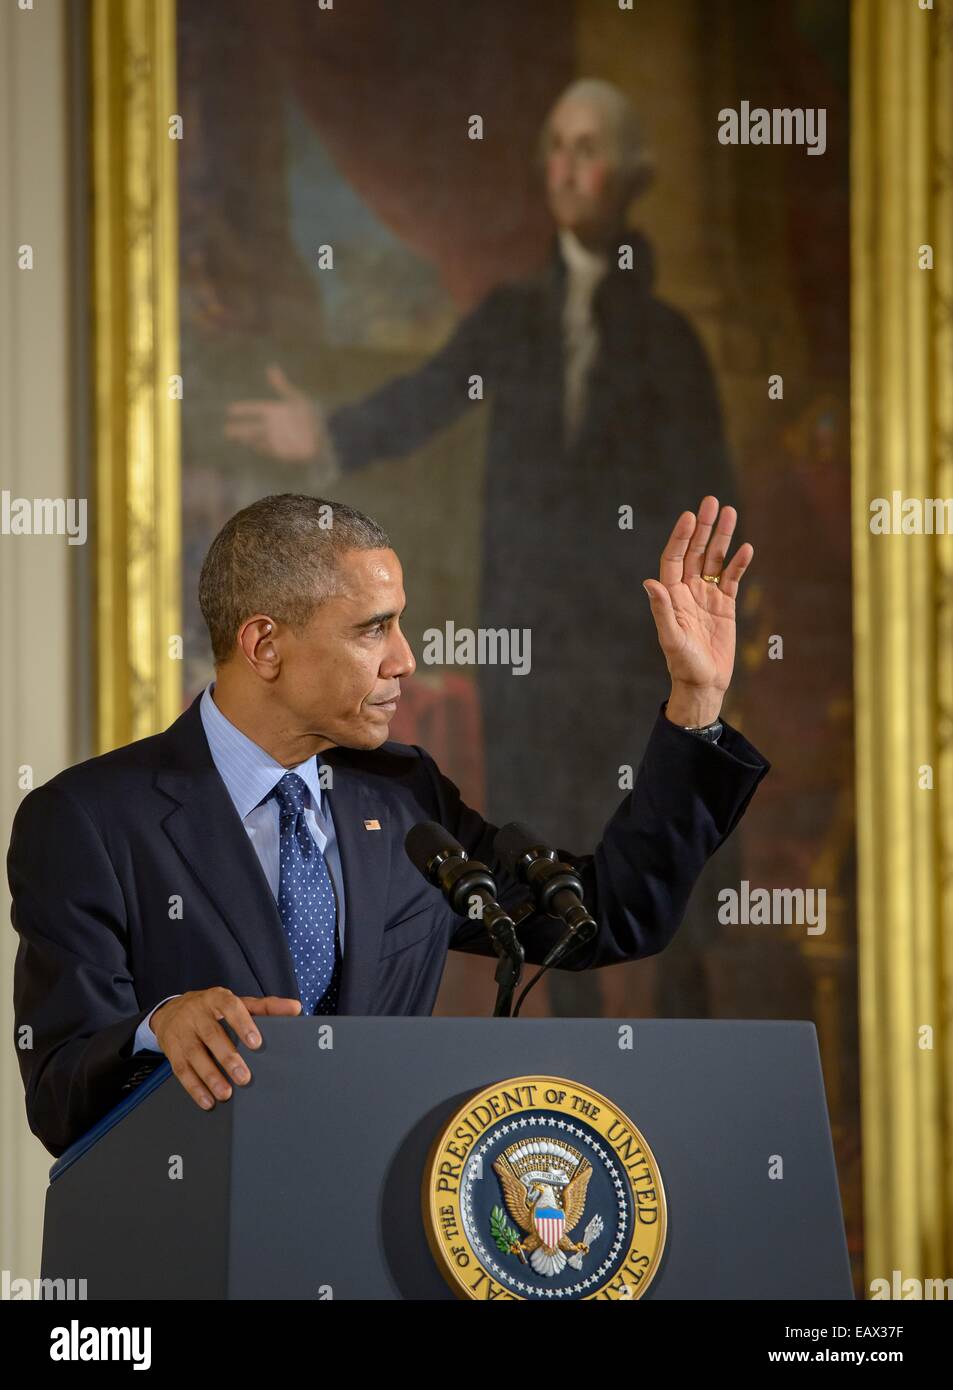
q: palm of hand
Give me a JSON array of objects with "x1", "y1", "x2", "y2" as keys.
[{"x1": 660, "y1": 577, "x2": 737, "y2": 692}]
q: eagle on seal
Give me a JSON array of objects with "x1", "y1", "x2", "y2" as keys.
[{"x1": 492, "y1": 1153, "x2": 595, "y2": 1277}]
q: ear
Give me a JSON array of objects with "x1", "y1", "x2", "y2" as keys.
[{"x1": 238, "y1": 614, "x2": 281, "y2": 680}]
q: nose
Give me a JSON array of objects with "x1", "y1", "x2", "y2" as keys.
[
  {"x1": 384, "y1": 627, "x2": 416, "y2": 680},
  {"x1": 548, "y1": 151, "x2": 572, "y2": 189}
]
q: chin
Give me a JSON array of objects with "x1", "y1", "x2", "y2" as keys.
[{"x1": 348, "y1": 719, "x2": 393, "y2": 751}]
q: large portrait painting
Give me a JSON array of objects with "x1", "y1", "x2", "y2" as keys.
[{"x1": 167, "y1": 0, "x2": 859, "y2": 1278}]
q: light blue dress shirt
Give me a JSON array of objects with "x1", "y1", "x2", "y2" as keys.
[{"x1": 132, "y1": 682, "x2": 346, "y2": 1053}]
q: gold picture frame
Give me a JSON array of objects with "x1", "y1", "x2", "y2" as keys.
[
  {"x1": 851, "y1": 0, "x2": 953, "y2": 1284},
  {"x1": 89, "y1": 0, "x2": 953, "y2": 1286},
  {"x1": 91, "y1": 0, "x2": 181, "y2": 749}
]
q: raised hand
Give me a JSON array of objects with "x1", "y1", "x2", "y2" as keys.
[{"x1": 642, "y1": 495, "x2": 754, "y2": 728}]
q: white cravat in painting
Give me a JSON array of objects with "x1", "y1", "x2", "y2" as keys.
[{"x1": 558, "y1": 227, "x2": 611, "y2": 446}]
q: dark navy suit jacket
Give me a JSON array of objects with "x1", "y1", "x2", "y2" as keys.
[
  {"x1": 9, "y1": 693, "x2": 769, "y2": 1155},
  {"x1": 328, "y1": 231, "x2": 735, "y2": 840}
]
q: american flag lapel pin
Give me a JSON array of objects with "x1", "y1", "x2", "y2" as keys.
[{"x1": 363, "y1": 818, "x2": 382, "y2": 831}]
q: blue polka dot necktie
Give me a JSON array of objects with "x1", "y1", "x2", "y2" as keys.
[{"x1": 272, "y1": 771, "x2": 340, "y2": 1015}]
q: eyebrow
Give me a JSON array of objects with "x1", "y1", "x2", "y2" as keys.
[{"x1": 351, "y1": 609, "x2": 401, "y2": 632}]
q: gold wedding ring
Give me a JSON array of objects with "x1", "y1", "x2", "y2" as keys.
[{"x1": 702, "y1": 574, "x2": 721, "y2": 584}]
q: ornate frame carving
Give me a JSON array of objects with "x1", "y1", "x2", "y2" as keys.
[{"x1": 91, "y1": 0, "x2": 181, "y2": 748}]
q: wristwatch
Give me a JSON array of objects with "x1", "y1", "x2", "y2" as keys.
[{"x1": 682, "y1": 719, "x2": 723, "y2": 744}]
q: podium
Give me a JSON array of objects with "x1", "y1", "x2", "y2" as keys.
[{"x1": 41, "y1": 1018, "x2": 853, "y2": 1300}]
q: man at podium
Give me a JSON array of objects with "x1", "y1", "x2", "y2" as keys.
[{"x1": 9, "y1": 492, "x2": 769, "y2": 1156}]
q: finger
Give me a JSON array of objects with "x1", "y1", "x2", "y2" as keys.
[
  {"x1": 683, "y1": 495, "x2": 720, "y2": 580},
  {"x1": 178, "y1": 1039, "x2": 233, "y2": 1102},
  {"x1": 643, "y1": 579, "x2": 683, "y2": 650},
  {"x1": 169, "y1": 1058, "x2": 217, "y2": 1111},
  {"x1": 195, "y1": 1013, "x2": 251, "y2": 1087},
  {"x1": 701, "y1": 505, "x2": 737, "y2": 578},
  {"x1": 718, "y1": 541, "x2": 754, "y2": 600},
  {"x1": 220, "y1": 995, "x2": 263, "y2": 1047},
  {"x1": 659, "y1": 511, "x2": 696, "y2": 587},
  {"x1": 224, "y1": 420, "x2": 269, "y2": 449},
  {"x1": 186, "y1": 1032, "x2": 234, "y2": 1100},
  {"x1": 266, "y1": 364, "x2": 299, "y2": 399},
  {"x1": 243, "y1": 996, "x2": 303, "y2": 1016},
  {"x1": 207, "y1": 987, "x2": 257, "y2": 1043}
]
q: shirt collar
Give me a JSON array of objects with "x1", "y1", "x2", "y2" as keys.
[
  {"x1": 558, "y1": 226, "x2": 611, "y2": 280},
  {"x1": 199, "y1": 681, "x2": 325, "y2": 822}
]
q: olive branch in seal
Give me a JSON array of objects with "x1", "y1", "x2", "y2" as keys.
[{"x1": 490, "y1": 1205, "x2": 527, "y2": 1262}]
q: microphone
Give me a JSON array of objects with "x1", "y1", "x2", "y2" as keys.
[
  {"x1": 404, "y1": 823, "x2": 525, "y2": 1015},
  {"x1": 405, "y1": 821, "x2": 497, "y2": 919},
  {"x1": 494, "y1": 822, "x2": 598, "y2": 969}
]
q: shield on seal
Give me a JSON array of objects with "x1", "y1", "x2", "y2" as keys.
[{"x1": 533, "y1": 1205, "x2": 566, "y2": 1251}]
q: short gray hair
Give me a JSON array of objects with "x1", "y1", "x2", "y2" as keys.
[
  {"x1": 199, "y1": 493, "x2": 391, "y2": 664},
  {"x1": 538, "y1": 78, "x2": 655, "y2": 198}
]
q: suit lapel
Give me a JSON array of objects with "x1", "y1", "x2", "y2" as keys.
[
  {"x1": 155, "y1": 697, "x2": 394, "y2": 1014},
  {"x1": 155, "y1": 698, "x2": 299, "y2": 999},
  {"x1": 322, "y1": 753, "x2": 392, "y2": 1015}
]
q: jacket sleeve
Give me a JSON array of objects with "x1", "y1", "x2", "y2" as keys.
[
  {"x1": 419, "y1": 702, "x2": 769, "y2": 970},
  {"x1": 327, "y1": 286, "x2": 506, "y2": 468},
  {"x1": 8, "y1": 782, "x2": 156, "y2": 1156}
]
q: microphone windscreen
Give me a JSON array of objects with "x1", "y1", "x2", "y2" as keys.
[
  {"x1": 404, "y1": 820, "x2": 463, "y2": 878},
  {"x1": 494, "y1": 821, "x2": 549, "y2": 875}
]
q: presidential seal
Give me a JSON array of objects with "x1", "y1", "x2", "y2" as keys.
[{"x1": 422, "y1": 1075, "x2": 666, "y2": 1300}]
